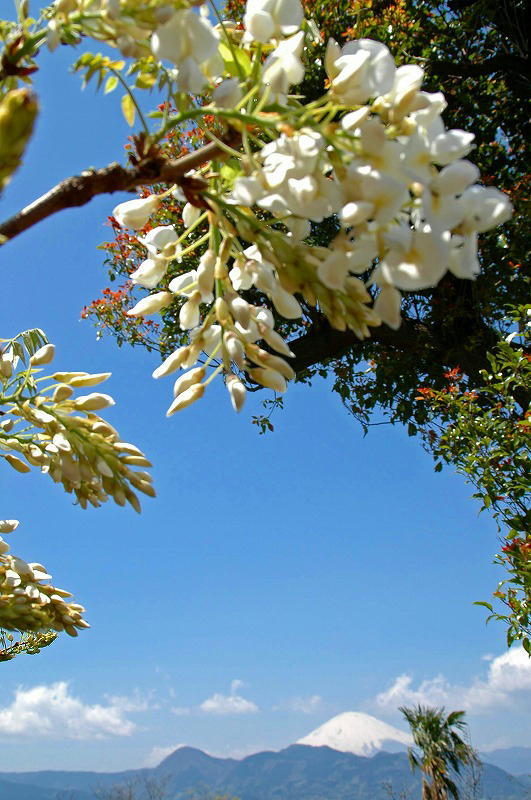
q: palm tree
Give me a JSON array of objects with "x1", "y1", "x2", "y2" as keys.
[{"x1": 400, "y1": 705, "x2": 475, "y2": 800}]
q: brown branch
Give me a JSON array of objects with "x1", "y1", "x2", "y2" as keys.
[
  {"x1": 290, "y1": 317, "x2": 429, "y2": 375},
  {"x1": 433, "y1": 54, "x2": 530, "y2": 81},
  {"x1": 0, "y1": 138, "x2": 238, "y2": 244},
  {"x1": 290, "y1": 315, "x2": 530, "y2": 412}
]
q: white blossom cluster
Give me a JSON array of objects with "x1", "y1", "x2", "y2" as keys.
[
  {"x1": 0, "y1": 519, "x2": 88, "y2": 637},
  {"x1": 1, "y1": 341, "x2": 154, "y2": 510},
  {"x1": 106, "y1": 0, "x2": 512, "y2": 416},
  {"x1": 47, "y1": 0, "x2": 181, "y2": 56}
]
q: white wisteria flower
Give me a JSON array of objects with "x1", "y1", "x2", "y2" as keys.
[
  {"x1": 375, "y1": 223, "x2": 451, "y2": 291},
  {"x1": 130, "y1": 226, "x2": 181, "y2": 289},
  {"x1": 326, "y1": 38, "x2": 395, "y2": 105},
  {"x1": 457, "y1": 185, "x2": 513, "y2": 233},
  {"x1": 151, "y1": 8, "x2": 221, "y2": 92},
  {"x1": 213, "y1": 77, "x2": 242, "y2": 109},
  {"x1": 169, "y1": 268, "x2": 214, "y2": 330},
  {"x1": 113, "y1": 196, "x2": 161, "y2": 229},
  {"x1": 244, "y1": 0, "x2": 303, "y2": 42},
  {"x1": 261, "y1": 31, "x2": 305, "y2": 96}
]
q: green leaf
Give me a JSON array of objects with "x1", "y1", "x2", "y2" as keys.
[
  {"x1": 220, "y1": 162, "x2": 238, "y2": 183},
  {"x1": 104, "y1": 75, "x2": 118, "y2": 94},
  {"x1": 121, "y1": 93, "x2": 135, "y2": 126},
  {"x1": 135, "y1": 72, "x2": 156, "y2": 89},
  {"x1": 474, "y1": 601, "x2": 494, "y2": 612},
  {"x1": 218, "y1": 41, "x2": 251, "y2": 77}
]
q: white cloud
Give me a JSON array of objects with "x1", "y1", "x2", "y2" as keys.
[
  {"x1": 273, "y1": 695, "x2": 324, "y2": 714},
  {"x1": 230, "y1": 679, "x2": 245, "y2": 695},
  {"x1": 376, "y1": 647, "x2": 531, "y2": 714},
  {"x1": 171, "y1": 679, "x2": 259, "y2": 716},
  {"x1": 200, "y1": 692, "x2": 258, "y2": 715},
  {"x1": 0, "y1": 682, "x2": 146, "y2": 739},
  {"x1": 104, "y1": 691, "x2": 152, "y2": 713},
  {"x1": 171, "y1": 706, "x2": 192, "y2": 716},
  {"x1": 144, "y1": 743, "x2": 186, "y2": 767}
]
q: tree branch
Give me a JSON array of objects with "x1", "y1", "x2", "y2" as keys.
[
  {"x1": 290, "y1": 314, "x2": 530, "y2": 412},
  {"x1": 290, "y1": 317, "x2": 428, "y2": 375},
  {"x1": 0, "y1": 137, "x2": 238, "y2": 244},
  {"x1": 434, "y1": 54, "x2": 529, "y2": 81}
]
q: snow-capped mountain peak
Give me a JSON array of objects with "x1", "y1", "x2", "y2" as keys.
[{"x1": 296, "y1": 711, "x2": 413, "y2": 757}]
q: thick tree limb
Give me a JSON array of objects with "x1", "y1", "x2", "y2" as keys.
[
  {"x1": 290, "y1": 317, "x2": 428, "y2": 374},
  {"x1": 434, "y1": 55, "x2": 529, "y2": 82},
  {"x1": 0, "y1": 138, "x2": 235, "y2": 243},
  {"x1": 290, "y1": 315, "x2": 530, "y2": 412}
]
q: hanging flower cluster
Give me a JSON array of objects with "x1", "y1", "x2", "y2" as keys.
[
  {"x1": 1, "y1": 333, "x2": 154, "y2": 511},
  {"x1": 43, "y1": 0, "x2": 512, "y2": 416},
  {"x1": 0, "y1": 519, "x2": 88, "y2": 637},
  {"x1": 45, "y1": 0, "x2": 183, "y2": 57},
  {"x1": 102, "y1": 0, "x2": 511, "y2": 416}
]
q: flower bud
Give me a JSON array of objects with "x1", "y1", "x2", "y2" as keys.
[
  {"x1": 0, "y1": 520, "x2": 19, "y2": 533},
  {"x1": 113, "y1": 487, "x2": 126, "y2": 506},
  {"x1": 0, "y1": 89, "x2": 38, "y2": 192},
  {"x1": 91, "y1": 420, "x2": 118, "y2": 438},
  {"x1": 136, "y1": 481, "x2": 156, "y2": 498},
  {"x1": 68, "y1": 373, "x2": 112, "y2": 388},
  {"x1": 54, "y1": 0, "x2": 77, "y2": 12},
  {"x1": 259, "y1": 326, "x2": 294, "y2": 357},
  {"x1": 74, "y1": 393, "x2": 115, "y2": 411},
  {"x1": 0, "y1": 352, "x2": 13, "y2": 378},
  {"x1": 260, "y1": 351, "x2": 295, "y2": 380},
  {"x1": 96, "y1": 457, "x2": 114, "y2": 478},
  {"x1": 166, "y1": 383, "x2": 205, "y2": 416},
  {"x1": 29, "y1": 343, "x2": 55, "y2": 366},
  {"x1": 152, "y1": 346, "x2": 190, "y2": 379},
  {"x1": 182, "y1": 202, "x2": 201, "y2": 228},
  {"x1": 226, "y1": 372, "x2": 246, "y2": 412},
  {"x1": 213, "y1": 77, "x2": 242, "y2": 109},
  {"x1": 271, "y1": 287, "x2": 302, "y2": 319},
  {"x1": 126, "y1": 490, "x2": 141, "y2": 514},
  {"x1": 113, "y1": 195, "x2": 161, "y2": 229},
  {"x1": 229, "y1": 296, "x2": 251, "y2": 328},
  {"x1": 173, "y1": 367, "x2": 205, "y2": 398},
  {"x1": 113, "y1": 442, "x2": 146, "y2": 457},
  {"x1": 4, "y1": 455, "x2": 31, "y2": 473},
  {"x1": 127, "y1": 291, "x2": 173, "y2": 317},
  {"x1": 53, "y1": 384, "x2": 74, "y2": 401},
  {"x1": 122, "y1": 455, "x2": 152, "y2": 467},
  {"x1": 248, "y1": 367, "x2": 287, "y2": 393},
  {"x1": 197, "y1": 250, "x2": 216, "y2": 295},
  {"x1": 52, "y1": 371, "x2": 87, "y2": 383},
  {"x1": 215, "y1": 297, "x2": 232, "y2": 325},
  {"x1": 223, "y1": 333, "x2": 245, "y2": 369}
]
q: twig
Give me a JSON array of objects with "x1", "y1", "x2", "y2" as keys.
[{"x1": 0, "y1": 135, "x2": 241, "y2": 244}]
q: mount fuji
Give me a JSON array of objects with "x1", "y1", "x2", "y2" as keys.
[{"x1": 296, "y1": 711, "x2": 413, "y2": 756}]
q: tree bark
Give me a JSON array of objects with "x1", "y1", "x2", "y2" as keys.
[{"x1": 0, "y1": 138, "x2": 238, "y2": 243}]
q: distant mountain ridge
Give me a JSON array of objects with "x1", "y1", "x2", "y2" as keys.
[
  {"x1": 1, "y1": 712, "x2": 529, "y2": 800},
  {"x1": 1, "y1": 745, "x2": 529, "y2": 800},
  {"x1": 479, "y1": 746, "x2": 531, "y2": 777}
]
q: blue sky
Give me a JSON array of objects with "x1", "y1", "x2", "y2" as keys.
[{"x1": 0, "y1": 34, "x2": 530, "y2": 773}]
